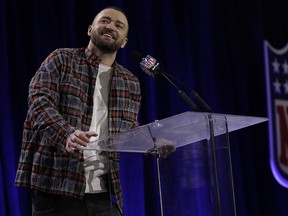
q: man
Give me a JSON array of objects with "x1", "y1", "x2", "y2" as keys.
[{"x1": 14, "y1": 6, "x2": 140, "y2": 216}]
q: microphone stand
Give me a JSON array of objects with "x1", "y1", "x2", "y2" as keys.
[
  {"x1": 135, "y1": 53, "x2": 223, "y2": 215},
  {"x1": 151, "y1": 72, "x2": 200, "y2": 216},
  {"x1": 162, "y1": 72, "x2": 212, "y2": 112},
  {"x1": 160, "y1": 72, "x2": 222, "y2": 215},
  {"x1": 160, "y1": 72, "x2": 201, "y2": 112}
]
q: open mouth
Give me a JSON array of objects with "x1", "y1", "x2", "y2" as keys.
[{"x1": 102, "y1": 33, "x2": 114, "y2": 40}]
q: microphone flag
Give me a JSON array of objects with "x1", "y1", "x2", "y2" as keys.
[{"x1": 140, "y1": 55, "x2": 161, "y2": 78}]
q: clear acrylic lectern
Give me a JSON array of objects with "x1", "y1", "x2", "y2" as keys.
[{"x1": 83, "y1": 111, "x2": 268, "y2": 216}]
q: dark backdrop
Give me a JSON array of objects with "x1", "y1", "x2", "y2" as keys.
[{"x1": 1, "y1": 0, "x2": 288, "y2": 215}]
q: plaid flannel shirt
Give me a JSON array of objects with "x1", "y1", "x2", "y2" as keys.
[{"x1": 14, "y1": 47, "x2": 141, "y2": 212}]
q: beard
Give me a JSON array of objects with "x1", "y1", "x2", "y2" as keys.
[{"x1": 90, "y1": 33, "x2": 123, "y2": 53}]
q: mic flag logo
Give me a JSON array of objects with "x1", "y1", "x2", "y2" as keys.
[
  {"x1": 140, "y1": 55, "x2": 159, "y2": 78},
  {"x1": 264, "y1": 40, "x2": 288, "y2": 188}
]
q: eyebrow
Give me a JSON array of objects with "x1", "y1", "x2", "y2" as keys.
[{"x1": 101, "y1": 16, "x2": 126, "y2": 28}]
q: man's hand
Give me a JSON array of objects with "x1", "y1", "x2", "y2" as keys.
[
  {"x1": 155, "y1": 138, "x2": 176, "y2": 158},
  {"x1": 66, "y1": 130, "x2": 97, "y2": 153}
]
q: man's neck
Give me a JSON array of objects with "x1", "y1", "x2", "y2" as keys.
[{"x1": 88, "y1": 42, "x2": 117, "y2": 67}]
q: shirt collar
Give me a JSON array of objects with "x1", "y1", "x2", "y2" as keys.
[{"x1": 85, "y1": 48, "x2": 101, "y2": 66}]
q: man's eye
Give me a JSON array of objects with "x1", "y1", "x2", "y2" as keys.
[
  {"x1": 116, "y1": 24, "x2": 124, "y2": 29},
  {"x1": 100, "y1": 19, "x2": 109, "y2": 24}
]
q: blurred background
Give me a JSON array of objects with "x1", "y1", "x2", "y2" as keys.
[{"x1": 1, "y1": 0, "x2": 288, "y2": 215}]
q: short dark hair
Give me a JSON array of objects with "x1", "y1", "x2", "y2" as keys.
[{"x1": 103, "y1": 6, "x2": 128, "y2": 18}]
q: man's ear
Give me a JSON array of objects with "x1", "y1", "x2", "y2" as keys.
[
  {"x1": 121, "y1": 37, "x2": 128, "y2": 48},
  {"x1": 87, "y1": 25, "x2": 92, "y2": 36}
]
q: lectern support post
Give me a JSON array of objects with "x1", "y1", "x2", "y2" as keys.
[
  {"x1": 156, "y1": 157, "x2": 164, "y2": 216},
  {"x1": 208, "y1": 114, "x2": 222, "y2": 215}
]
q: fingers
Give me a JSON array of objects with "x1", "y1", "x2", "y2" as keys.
[
  {"x1": 158, "y1": 145, "x2": 176, "y2": 158},
  {"x1": 66, "y1": 130, "x2": 97, "y2": 153},
  {"x1": 86, "y1": 131, "x2": 98, "y2": 139},
  {"x1": 154, "y1": 138, "x2": 176, "y2": 158},
  {"x1": 66, "y1": 136, "x2": 77, "y2": 153}
]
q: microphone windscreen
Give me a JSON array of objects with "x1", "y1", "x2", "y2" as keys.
[{"x1": 130, "y1": 51, "x2": 143, "y2": 63}]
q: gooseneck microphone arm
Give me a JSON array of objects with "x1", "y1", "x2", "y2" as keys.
[
  {"x1": 131, "y1": 51, "x2": 211, "y2": 112},
  {"x1": 160, "y1": 72, "x2": 200, "y2": 112},
  {"x1": 161, "y1": 71, "x2": 212, "y2": 112}
]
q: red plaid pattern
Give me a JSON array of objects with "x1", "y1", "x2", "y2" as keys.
[{"x1": 14, "y1": 48, "x2": 141, "y2": 212}]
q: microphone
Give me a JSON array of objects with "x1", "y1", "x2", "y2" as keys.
[
  {"x1": 131, "y1": 51, "x2": 212, "y2": 112},
  {"x1": 131, "y1": 51, "x2": 201, "y2": 112},
  {"x1": 131, "y1": 51, "x2": 161, "y2": 78}
]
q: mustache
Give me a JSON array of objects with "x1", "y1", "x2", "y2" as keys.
[{"x1": 101, "y1": 29, "x2": 116, "y2": 38}]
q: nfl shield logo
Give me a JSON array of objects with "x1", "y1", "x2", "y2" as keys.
[
  {"x1": 264, "y1": 40, "x2": 288, "y2": 188},
  {"x1": 143, "y1": 55, "x2": 157, "y2": 69}
]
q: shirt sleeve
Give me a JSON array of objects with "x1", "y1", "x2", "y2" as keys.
[{"x1": 26, "y1": 49, "x2": 75, "y2": 152}]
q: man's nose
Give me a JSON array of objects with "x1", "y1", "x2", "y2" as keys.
[{"x1": 105, "y1": 22, "x2": 115, "y2": 31}]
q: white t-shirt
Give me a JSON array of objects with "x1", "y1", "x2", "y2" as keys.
[{"x1": 84, "y1": 64, "x2": 112, "y2": 193}]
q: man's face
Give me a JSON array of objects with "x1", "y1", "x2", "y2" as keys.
[{"x1": 88, "y1": 8, "x2": 129, "y2": 53}]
